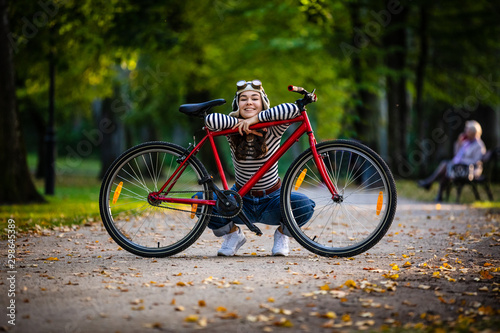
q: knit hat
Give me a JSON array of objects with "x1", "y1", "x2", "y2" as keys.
[{"x1": 229, "y1": 80, "x2": 270, "y2": 118}]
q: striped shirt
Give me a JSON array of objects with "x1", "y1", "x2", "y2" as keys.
[{"x1": 205, "y1": 103, "x2": 300, "y2": 190}]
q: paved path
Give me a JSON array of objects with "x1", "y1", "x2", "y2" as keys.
[{"x1": 1, "y1": 199, "x2": 499, "y2": 332}]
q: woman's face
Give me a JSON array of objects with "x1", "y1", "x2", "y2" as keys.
[
  {"x1": 465, "y1": 126, "x2": 476, "y2": 139},
  {"x1": 238, "y1": 91, "x2": 263, "y2": 119}
]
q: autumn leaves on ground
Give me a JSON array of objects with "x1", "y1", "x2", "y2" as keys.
[{"x1": 1, "y1": 200, "x2": 499, "y2": 333}]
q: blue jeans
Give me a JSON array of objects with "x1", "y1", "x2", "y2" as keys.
[{"x1": 195, "y1": 184, "x2": 315, "y2": 237}]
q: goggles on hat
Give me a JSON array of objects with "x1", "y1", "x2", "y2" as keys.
[{"x1": 236, "y1": 80, "x2": 262, "y2": 91}]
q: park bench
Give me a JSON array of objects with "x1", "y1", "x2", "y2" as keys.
[{"x1": 445, "y1": 147, "x2": 499, "y2": 203}]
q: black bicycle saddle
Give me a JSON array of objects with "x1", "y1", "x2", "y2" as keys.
[{"x1": 179, "y1": 99, "x2": 226, "y2": 118}]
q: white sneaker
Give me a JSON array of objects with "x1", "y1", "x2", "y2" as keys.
[
  {"x1": 217, "y1": 227, "x2": 246, "y2": 256},
  {"x1": 272, "y1": 228, "x2": 289, "y2": 256}
]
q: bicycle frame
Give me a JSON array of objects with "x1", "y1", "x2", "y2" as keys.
[{"x1": 149, "y1": 110, "x2": 338, "y2": 206}]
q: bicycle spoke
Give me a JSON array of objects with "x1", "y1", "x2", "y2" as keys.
[
  {"x1": 100, "y1": 142, "x2": 212, "y2": 257},
  {"x1": 281, "y1": 140, "x2": 396, "y2": 257}
]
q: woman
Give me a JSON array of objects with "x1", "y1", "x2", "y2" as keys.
[
  {"x1": 203, "y1": 80, "x2": 315, "y2": 256},
  {"x1": 417, "y1": 120, "x2": 486, "y2": 201}
]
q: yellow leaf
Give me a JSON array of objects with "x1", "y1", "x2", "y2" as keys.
[
  {"x1": 320, "y1": 284, "x2": 330, "y2": 291},
  {"x1": 342, "y1": 314, "x2": 351, "y2": 322},
  {"x1": 323, "y1": 311, "x2": 337, "y2": 319},
  {"x1": 382, "y1": 273, "x2": 399, "y2": 280},
  {"x1": 177, "y1": 281, "x2": 186, "y2": 286},
  {"x1": 185, "y1": 314, "x2": 199, "y2": 322},
  {"x1": 216, "y1": 306, "x2": 227, "y2": 312},
  {"x1": 132, "y1": 305, "x2": 145, "y2": 311},
  {"x1": 267, "y1": 297, "x2": 275, "y2": 303},
  {"x1": 403, "y1": 261, "x2": 412, "y2": 268},
  {"x1": 46, "y1": 257, "x2": 59, "y2": 261},
  {"x1": 344, "y1": 280, "x2": 357, "y2": 288},
  {"x1": 391, "y1": 264, "x2": 399, "y2": 271},
  {"x1": 273, "y1": 318, "x2": 293, "y2": 327},
  {"x1": 170, "y1": 298, "x2": 176, "y2": 305}
]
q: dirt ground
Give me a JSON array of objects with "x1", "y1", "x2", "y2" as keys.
[{"x1": 1, "y1": 199, "x2": 499, "y2": 333}]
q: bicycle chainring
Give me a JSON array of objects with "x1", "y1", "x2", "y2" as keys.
[{"x1": 216, "y1": 190, "x2": 243, "y2": 218}]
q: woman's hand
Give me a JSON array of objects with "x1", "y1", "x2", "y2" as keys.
[{"x1": 232, "y1": 115, "x2": 263, "y2": 136}]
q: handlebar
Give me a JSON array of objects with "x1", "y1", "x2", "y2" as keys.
[
  {"x1": 288, "y1": 85, "x2": 317, "y2": 110},
  {"x1": 288, "y1": 85, "x2": 306, "y2": 93}
]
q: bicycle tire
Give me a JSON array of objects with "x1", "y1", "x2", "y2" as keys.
[
  {"x1": 99, "y1": 141, "x2": 213, "y2": 257},
  {"x1": 281, "y1": 139, "x2": 397, "y2": 257}
]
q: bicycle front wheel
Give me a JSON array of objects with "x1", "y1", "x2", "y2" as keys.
[
  {"x1": 281, "y1": 140, "x2": 397, "y2": 257},
  {"x1": 99, "y1": 141, "x2": 213, "y2": 257}
]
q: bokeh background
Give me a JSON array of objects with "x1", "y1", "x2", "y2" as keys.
[{"x1": 1, "y1": 0, "x2": 499, "y2": 223}]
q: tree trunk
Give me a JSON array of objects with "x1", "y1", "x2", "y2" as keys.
[
  {"x1": 98, "y1": 86, "x2": 126, "y2": 179},
  {"x1": 349, "y1": 1, "x2": 378, "y2": 150},
  {"x1": 415, "y1": 4, "x2": 429, "y2": 177},
  {"x1": 0, "y1": 0, "x2": 44, "y2": 203},
  {"x1": 384, "y1": 4, "x2": 409, "y2": 177}
]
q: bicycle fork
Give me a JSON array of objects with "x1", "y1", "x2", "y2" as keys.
[{"x1": 308, "y1": 133, "x2": 340, "y2": 201}]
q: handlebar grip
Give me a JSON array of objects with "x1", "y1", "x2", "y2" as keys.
[{"x1": 288, "y1": 85, "x2": 305, "y2": 93}]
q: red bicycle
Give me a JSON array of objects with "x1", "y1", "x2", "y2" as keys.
[{"x1": 99, "y1": 86, "x2": 397, "y2": 257}]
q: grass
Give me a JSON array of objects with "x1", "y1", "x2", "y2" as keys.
[
  {"x1": 396, "y1": 178, "x2": 500, "y2": 207},
  {"x1": 0, "y1": 157, "x2": 102, "y2": 234}
]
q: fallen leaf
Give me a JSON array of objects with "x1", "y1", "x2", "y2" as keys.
[
  {"x1": 197, "y1": 317, "x2": 208, "y2": 327},
  {"x1": 322, "y1": 311, "x2": 337, "y2": 319},
  {"x1": 185, "y1": 314, "x2": 199, "y2": 322},
  {"x1": 273, "y1": 318, "x2": 293, "y2": 327},
  {"x1": 143, "y1": 322, "x2": 162, "y2": 329},
  {"x1": 344, "y1": 280, "x2": 357, "y2": 288},
  {"x1": 219, "y1": 312, "x2": 239, "y2": 319},
  {"x1": 382, "y1": 273, "x2": 399, "y2": 280},
  {"x1": 479, "y1": 270, "x2": 493, "y2": 280}
]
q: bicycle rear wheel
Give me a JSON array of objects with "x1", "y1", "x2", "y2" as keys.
[
  {"x1": 99, "y1": 141, "x2": 213, "y2": 257},
  {"x1": 281, "y1": 140, "x2": 397, "y2": 257}
]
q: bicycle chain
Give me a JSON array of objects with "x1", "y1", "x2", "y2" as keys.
[{"x1": 155, "y1": 190, "x2": 243, "y2": 220}]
